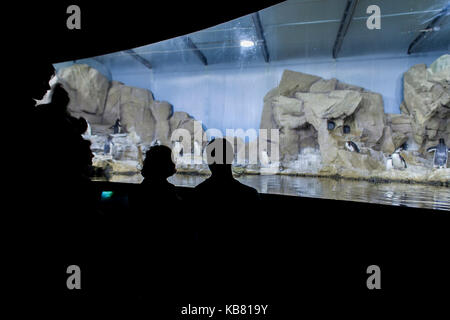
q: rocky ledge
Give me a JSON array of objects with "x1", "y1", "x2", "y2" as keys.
[{"x1": 56, "y1": 55, "x2": 449, "y2": 186}]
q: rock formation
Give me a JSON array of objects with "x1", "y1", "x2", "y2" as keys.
[
  {"x1": 260, "y1": 70, "x2": 387, "y2": 173},
  {"x1": 400, "y1": 54, "x2": 450, "y2": 153},
  {"x1": 58, "y1": 64, "x2": 205, "y2": 148},
  {"x1": 57, "y1": 64, "x2": 206, "y2": 180},
  {"x1": 169, "y1": 111, "x2": 206, "y2": 155},
  {"x1": 58, "y1": 64, "x2": 110, "y2": 123},
  {"x1": 259, "y1": 54, "x2": 449, "y2": 183},
  {"x1": 54, "y1": 56, "x2": 449, "y2": 185}
]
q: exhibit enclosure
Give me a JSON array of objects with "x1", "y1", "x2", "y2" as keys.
[{"x1": 46, "y1": 0, "x2": 450, "y2": 210}]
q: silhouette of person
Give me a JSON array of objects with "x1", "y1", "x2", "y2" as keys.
[
  {"x1": 195, "y1": 138, "x2": 260, "y2": 201},
  {"x1": 192, "y1": 138, "x2": 260, "y2": 261},
  {"x1": 31, "y1": 82, "x2": 101, "y2": 219},
  {"x1": 23, "y1": 67, "x2": 108, "y2": 302},
  {"x1": 127, "y1": 145, "x2": 183, "y2": 297},
  {"x1": 33, "y1": 83, "x2": 70, "y2": 125},
  {"x1": 26, "y1": 62, "x2": 56, "y2": 168},
  {"x1": 129, "y1": 145, "x2": 180, "y2": 213}
]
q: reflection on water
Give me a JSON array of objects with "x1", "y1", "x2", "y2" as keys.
[{"x1": 167, "y1": 174, "x2": 450, "y2": 211}]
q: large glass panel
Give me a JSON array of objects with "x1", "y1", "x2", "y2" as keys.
[{"x1": 49, "y1": 0, "x2": 450, "y2": 210}]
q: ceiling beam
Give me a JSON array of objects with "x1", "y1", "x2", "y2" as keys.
[
  {"x1": 332, "y1": 0, "x2": 359, "y2": 59},
  {"x1": 183, "y1": 37, "x2": 208, "y2": 65},
  {"x1": 252, "y1": 12, "x2": 270, "y2": 63},
  {"x1": 124, "y1": 49, "x2": 153, "y2": 69},
  {"x1": 407, "y1": 4, "x2": 449, "y2": 54}
]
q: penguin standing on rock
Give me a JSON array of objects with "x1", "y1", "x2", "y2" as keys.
[
  {"x1": 391, "y1": 148, "x2": 407, "y2": 170},
  {"x1": 104, "y1": 135, "x2": 114, "y2": 155},
  {"x1": 345, "y1": 141, "x2": 360, "y2": 153},
  {"x1": 427, "y1": 138, "x2": 449, "y2": 168},
  {"x1": 172, "y1": 141, "x2": 183, "y2": 159},
  {"x1": 110, "y1": 119, "x2": 122, "y2": 134}
]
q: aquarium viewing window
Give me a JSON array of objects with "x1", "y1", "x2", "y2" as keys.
[{"x1": 48, "y1": 0, "x2": 449, "y2": 211}]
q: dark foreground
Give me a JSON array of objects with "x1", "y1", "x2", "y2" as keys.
[{"x1": 16, "y1": 181, "x2": 450, "y2": 316}]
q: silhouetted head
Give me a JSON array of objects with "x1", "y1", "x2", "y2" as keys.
[
  {"x1": 64, "y1": 116, "x2": 88, "y2": 136},
  {"x1": 50, "y1": 83, "x2": 70, "y2": 109},
  {"x1": 76, "y1": 117, "x2": 88, "y2": 135},
  {"x1": 55, "y1": 135, "x2": 94, "y2": 180},
  {"x1": 439, "y1": 138, "x2": 445, "y2": 145},
  {"x1": 42, "y1": 84, "x2": 87, "y2": 135},
  {"x1": 205, "y1": 138, "x2": 234, "y2": 178},
  {"x1": 78, "y1": 139, "x2": 94, "y2": 174},
  {"x1": 35, "y1": 83, "x2": 71, "y2": 120},
  {"x1": 141, "y1": 145, "x2": 176, "y2": 180},
  {"x1": 30, "y1": 62, "x2": 55, "y2": 100}
]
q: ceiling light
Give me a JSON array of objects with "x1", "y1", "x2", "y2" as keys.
[{"x1": 240, "y1": 40, "x2": 255, "y2": 48}]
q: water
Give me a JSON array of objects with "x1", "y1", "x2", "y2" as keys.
[
  {"x1": 97, "y1": 173, "x2": 450, "y2": 211},
  {"x1": 167, "y1": 174, "x2": 450, "y2": 211}
]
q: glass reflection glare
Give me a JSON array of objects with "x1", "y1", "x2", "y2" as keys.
[{"x1": 240, "y1": 40, "x2": 255, "y2": 47}]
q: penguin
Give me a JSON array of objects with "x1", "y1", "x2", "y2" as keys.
[
  {"x1": 386, "y1": 155, "x2": 393, "y2": 170},
  {"x1": 110, "y1": 119, "x2": 122, "y2": 134},
  {"x1": 172, "y1": 141, "x2": 183, "y2": 159},
  {"x1": 345, "y1": 141, "x2": 360, "y2": 153},
  {"x1": 104, "y1": 135, "x2": 114, "y2": 155},
  {"x1": 391, "y1": 148, "x2": 407, "y2": 170},
  {"x1": 427, "y1": 138, "x2": 449, "y2": 168}
]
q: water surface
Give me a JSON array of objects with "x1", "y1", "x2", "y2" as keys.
[{"x1": 167, "y1": 174, "x2": 450, "y2": 211}]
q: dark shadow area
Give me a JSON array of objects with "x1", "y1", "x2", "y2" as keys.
[
  {"x1": 88, "y1": 181, "x2": 450, "y2": 315},
  {"x1": 16, "y1": 31, "x2": 450, "y2": 314},
  {"x1": 18, "y1": 65, "x2": 450, "y2": 313},
  {"x1": 15, "y1": 1, "x2": 283, "y2": 64}
]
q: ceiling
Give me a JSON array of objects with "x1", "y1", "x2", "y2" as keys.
[{"x1": 85, "y1": 0, "x2": 450, "y2": 72}]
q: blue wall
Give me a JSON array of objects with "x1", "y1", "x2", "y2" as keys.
[{"x1": 56, "y1": 50, "x2": 447, "y2": 137}]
